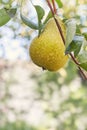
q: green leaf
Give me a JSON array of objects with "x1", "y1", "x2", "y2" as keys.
[
  {"x1": 0, "y1": 8, "x2": 10, "y2": 26},
  {"x1": 0, "y1": 7, "x2": 16, "y2": 27},
  {"x1": 5, "y1": 8, "x2": 17, "y2": 18},
  {"x1": 65, "y1": 35, "x2": 83, "y2": 57},
  {"x1": 77, "y1": 52, "x2": 87, "y2": 64},
  {"x1": 20, "y1": 14, "x2": 39, "y2": 30},
  {"x1": 79, "y1": 62, "x2": 87, "y2": 71},
  {"x1": 65, "y1": 19, "x2": 76, "y2": 47},
  {"x1": 83, "y1": 32, "x2": 87, "y2": 40},
  {"x1": 34, "y1": 5, "x2": 45, "y2": 35},
  {"x1": 44, "y1": 11, "x2": 53, "y2": 24},
  {"x1": 55, "y1": 0, "x2": 63, "y2": 8},
  {"x1": 34, "y1": 5, "x2": 45, "y2": 23},
  {"x1": 65, "y1": 42, "x2": 77, "y2": 55},
  {"x1": 74, "y1": 36, "x2": 83, "y2": 57},
  {"x1": 74, "y1": 43, "x2": 82, "y2": 57},
  {"x1": 76, "y1": 25, "x2": 81, "y2": 34},
  {"x1": 77, "y1": 40, "x2": 87, "y2": 63}
]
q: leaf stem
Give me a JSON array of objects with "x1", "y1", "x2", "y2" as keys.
[{"x1": 46, "y1": 0, "x2": 87, "y2": 80}]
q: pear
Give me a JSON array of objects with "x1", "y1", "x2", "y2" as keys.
[{"x1": 29, "y1": 16, "x2": 68, "y2": 71}]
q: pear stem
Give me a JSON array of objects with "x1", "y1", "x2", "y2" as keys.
[{"x1": 46, "y1": 0, "x2": 87, "y2": 80}]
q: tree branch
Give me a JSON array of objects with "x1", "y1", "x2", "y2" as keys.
[{"x1": 46, "y1": 0, "x2": 87, "y2": 80}]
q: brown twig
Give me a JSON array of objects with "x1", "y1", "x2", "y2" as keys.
[
  {"x1": 46, "y1": 0, "x2": 55, "y2": 15},
  {"x1": 46, "y1": 0, "x2": 87, "y2": 80},
  {"x1": 52, "y1": 0, "x2": 57, "y2": 14}
]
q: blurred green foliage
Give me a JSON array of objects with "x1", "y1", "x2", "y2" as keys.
[
  {"x1": 29, "y1": 61, "x2": 87, "y2": 130},
  {"x1": 0, "y1": 61, "x2": 87, "y2": 130},
  {"x1": 0, "y1": 121, "x2": 38, "y2": 130}
]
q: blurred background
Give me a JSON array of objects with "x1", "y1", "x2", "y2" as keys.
[{"x1": 0, "y1": 0, "x2": 87, "y2": 130}]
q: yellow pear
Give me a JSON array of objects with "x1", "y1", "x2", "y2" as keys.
[{"x1": 29, "y1": 16, "x2": 68, "y2": 71}]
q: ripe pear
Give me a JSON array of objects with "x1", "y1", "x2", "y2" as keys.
[{"x1": 29, "y1": 16, "x2": 68, "y2": 71}]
